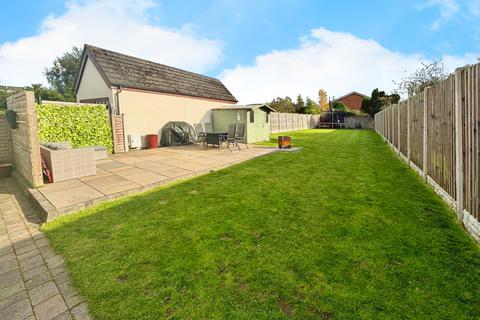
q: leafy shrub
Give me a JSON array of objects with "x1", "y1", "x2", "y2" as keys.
[{"x1": 37, "y1": 104, "x2": 113, "y2": 152}]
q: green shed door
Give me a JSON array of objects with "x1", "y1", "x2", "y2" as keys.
[{"x1": 247, "y1": 109, "x2": 271, "y2": 143}]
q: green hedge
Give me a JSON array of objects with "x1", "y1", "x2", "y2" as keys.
[{"x1": 37, "y1": 104, "x2": 113, "y2": 152}]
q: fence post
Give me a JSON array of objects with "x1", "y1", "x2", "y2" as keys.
[
  {"x1": 423, "y1": 88, "x2": 429, "y2": 181},
  {"x1": 455, "y1": 68, "x2": 464, "y2": 221},
  {"x1": 397, "y1": 104, "x2": 401, "y2": 153},
  {"x1": 407, "y1": 98, "x2": 411, "y2": 161}
]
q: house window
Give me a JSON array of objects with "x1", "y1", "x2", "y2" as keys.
[
  {"x1": 237, "y1": 111, "x2": 241, "y2": 121},
  {"x1": 266, "y1": 112, "x2": 269, "y2": 123},
  {"x1": 249, "y1": 110, "x2": 254, "y2": 123}
]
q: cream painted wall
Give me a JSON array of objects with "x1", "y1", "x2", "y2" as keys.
[
  {"x1": 76, "y1": 57, "x2": 114, "y2": 104},
  {"x1": 119, "y1": 89, "x2": 235, "y2": 146}
]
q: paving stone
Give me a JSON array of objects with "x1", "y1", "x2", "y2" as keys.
[
  {"x1": 0, "y1": 298, "x2": 33, "y2": 320},
  {"x1": 19, "y1": 254, "x2": 44, "y2": 272},
  {"x1": 53, "y1": 311, "x2": 72, "y2": 320},
  {"x1": 22, "y1": 264, "x2": 48, "y2": 281},
  {"x1": 34, "y1": 294, "x2": 67, "y2": 320},
  {"x1": 17, "y1": 248, "x2": 41, "y2": 262},
  {"x1": 15, "y1": 243, "x2": 38, "y2": 255},
  {"x1": 71, "y1": 302, "x2": 91, "y2": 320},
  {"x1": 35, "y1": 238, "x2": 50, "y2": 248},
  {"x1": 39, "y1": 246, "x2": 57, "y2": 260},
  {"x1": 29, "y1": 281, "x2": 59, "y2": 306},
  {"x1": 0, "y1": 290, "x2": 28, "y2": 310},
  {"x1": 0, "y1": 281, "x2": 25, "y2": 301},
  {"x1": 65, "y1": 295, "x2": 84, "y2": 309},
  {"x1": 25, "y1": 271, "x2": 51, "y2": 290},
  {"x1": 52, "y1": 271, "x2": 70, "y2": 285},
  {"x1": 57, "y1": 281, "x2": 77, "y2": 300},
  {"x1": 46, "y1": 255, "x2": 64, "y2": 270},
  {"x1": 50, "y1": 265, "x2": 68, "y2": 277},
  {"x1": 0, "y1": 244, "x2": 14, "y2": 257},
  {"x1": 0, "y1": 269, "x2": 22, "y2": 289},
  {"x1": 0, "y1": 257, "x2": 18, "y2": 276},
  {"x1": 12, "y1": 238, "x2": 35, "y2": 250}
]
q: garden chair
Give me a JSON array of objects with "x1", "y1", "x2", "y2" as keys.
[
  {"x1": 223, "y1": 124, "x2": 239, "y2": 151},
  {"x1": 204, "y1": 122, "x2": 213, "y2": 134},
  {"x1": 235, "y1": 123, "x2": 248, "y2": 149},
  {"x1": 194, "y1": 123, "x2": 206, "y2": 146},
  {"x1": 205, "y1": 133, "x2": 221, "y2": 148}
]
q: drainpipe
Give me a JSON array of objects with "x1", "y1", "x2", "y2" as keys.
[
  {"x1": 114, "y1": 86, "x2": 128, "y2": 152},
  {"x1": 114, "y1": 86, "x2": 122, "y2": 115}
]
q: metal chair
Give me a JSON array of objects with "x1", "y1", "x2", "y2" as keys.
[
  {"x1": 194, "y1": 123, "x2": 206, "y2": 146},
  {"x1": 205, "y1": 133, "x2": 221, "y2": 148},
  {"x1": 223, "y1": 124, "x2": 239, "y2": 151},
  {"x1": 204, "y1": 122, "x2": 213, "y2": 134},
  {"x1": 235, "y1": 123, "x2": 248, "y2": 149}
]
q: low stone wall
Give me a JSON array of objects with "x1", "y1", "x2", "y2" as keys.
[
  {"x1": 0, "y1": 114, "x2": 13, "y2": 163},
  {"x1": 344, "y1": 116, "x2": 374, "y2": 129}
]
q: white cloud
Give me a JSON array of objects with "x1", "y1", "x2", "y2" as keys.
[
  {"x1": 220, "y1": 28, "x2": 477, "y2": 104},
  {"x1": 416, "y1": 0, "x2": 461, "y2": 30},
  {"x1": 0, "y1": 0, "x2": 223, "y2": 86}
]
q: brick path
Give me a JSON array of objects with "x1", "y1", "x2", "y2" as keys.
[{"x1": 0, "y1": 178, "x2": 90, "y2": 320}]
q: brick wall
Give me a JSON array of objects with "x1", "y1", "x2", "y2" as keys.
[
  {"x1": 335, "y1": 93, "x2": 365, "y2": 110},
  {"x1": 0, "y1": 115, "x2": 13, "y2": 163}
]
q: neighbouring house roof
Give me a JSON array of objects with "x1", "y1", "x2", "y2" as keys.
[
  {"x1": 74, "y1": 44, "x2": 237, "y2": 103},
  {"x1": 331, "y1": 91, "x2": 369, "y2": 103},
  {"x1": 212, "y1": 104, "x2": 276, "y2": 112}
]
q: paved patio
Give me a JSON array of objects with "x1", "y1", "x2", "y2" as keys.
[
  {"x1": 31, "y1": 145, "x2": 276, "y2": 220},
  {"x1": 0, "y1": 178, "x2": 90, "y2": 320}
]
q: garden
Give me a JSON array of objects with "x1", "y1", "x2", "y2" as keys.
[{"x1": 42, "y1": 129, "x2": 480, "y2": 319}]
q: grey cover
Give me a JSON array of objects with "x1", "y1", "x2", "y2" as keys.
[{"x1": 160, "y1": 122, "x2": 196, "y2": 146}]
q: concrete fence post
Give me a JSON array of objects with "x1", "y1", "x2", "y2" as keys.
[
  {"x1": 454, "y1": 68, "x2": 464, "y2": 221},
  {"x1": 397, "y1": 104, "x2": 401, "y2": 153},
  {"x1": 407, "y1": 98, "x2": 411, "y2": 161},
  {"x1": 423, "y1": 88, "x2": 429, "y2": 181}
]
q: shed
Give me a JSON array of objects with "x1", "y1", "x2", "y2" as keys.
[{"x1": 211, "y1": 104, "x2": 275, "y2": 143}]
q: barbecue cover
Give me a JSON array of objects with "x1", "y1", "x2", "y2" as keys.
[{"x1": 160, "y1": 121, "x2": 196, "y2": 146}]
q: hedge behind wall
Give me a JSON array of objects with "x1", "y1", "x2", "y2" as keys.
[{"x1": 37, "y1": 104, "x2": 113, "y2": 152}]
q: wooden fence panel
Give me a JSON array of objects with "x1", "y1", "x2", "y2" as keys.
[
  {"x1": 426, "y1": 75, "x2": 456, "y2": 199},
  {"x1": 270, "y1": 113, "x2": 320, "y2": 133},
  {"x1": 409, "y1": 93, "x2": 424, "y2": 169},
  {"x1": 461, "y1": 65, "x2": 480, "y2": 220},
  {"x1": 374, "y1": 62, "x2": 480, "y2": 241}
]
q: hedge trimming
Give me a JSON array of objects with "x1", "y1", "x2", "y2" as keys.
[{"x1": 37, "y1": 104, "x2": 113, "y2": 152}]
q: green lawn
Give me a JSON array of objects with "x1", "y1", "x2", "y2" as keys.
[{"x1": 43, "y1": 129, "x2": 480, "y2": 319}]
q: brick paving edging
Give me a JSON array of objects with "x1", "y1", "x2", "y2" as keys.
[{"x1": 0, "y1": 178, "x2": 91, "y2": 320}]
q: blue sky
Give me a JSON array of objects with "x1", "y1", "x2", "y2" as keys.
[{"x1": 1, "y1": 0, "x2": 479, "y2": 102}]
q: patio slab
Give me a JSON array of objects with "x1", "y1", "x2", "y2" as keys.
[{"x1": 30, "y1": 145, "x2": 277, "y2": 220}]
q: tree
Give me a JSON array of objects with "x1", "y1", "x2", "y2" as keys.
[
  {"x1": 332, "y1": 102, "x2": 346, "y2": 112},
  {"x1": 318, "y1": 89, "x2": 329, "y2": 111},
  {"x1": 360, "y1": 88, "x2": 400, "y2": 117},
  {"x1": 44, "y1": 46, "x2": 82, "y2": 101},
  {"x1": 394, "y1": 59, "x2": 449, "y2": 96},
  {"x1": 295, "y1": 95, "x2": 305, "y2": 113},
  {"x1": 268, "y1": 97, "x2": 296, "y2": 113},
  {"x1": 25, "y1": 84, "x2": 69, "y2": 102},
  {"x1": 305, "y1": 97, "x2": 320, "y2": 114}
]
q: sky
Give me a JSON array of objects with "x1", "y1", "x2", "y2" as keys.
[{"x1": 0, "y1": 0, "x2": 479, "y2": 103}]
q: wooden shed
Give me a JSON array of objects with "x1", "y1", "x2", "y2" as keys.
[{"x1": 211, "y1": 104, "x2": 275, "y2": 143}]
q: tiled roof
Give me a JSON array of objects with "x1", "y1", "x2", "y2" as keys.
[{"x1": 75, "y1": 44, "x2": 237, "y2": 102}]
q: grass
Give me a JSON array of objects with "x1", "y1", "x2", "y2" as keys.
[{"x1": 42, "y1": 129, "x2": 480, "y2": 319}]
